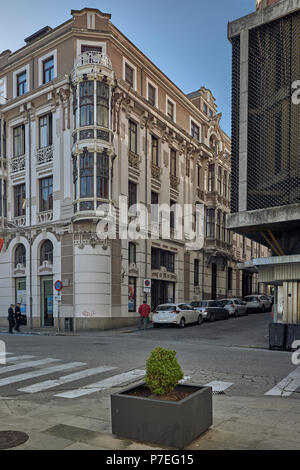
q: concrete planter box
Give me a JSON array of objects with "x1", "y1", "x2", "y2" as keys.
[
  {"x1": 269, "y1": 322, "x2": 286, "y2": 351},
  {"x1": 111, "y1": 383, "x2": 212, "y2": 449},
  {"x1": 286, "y1": 324, "x2": 300, "y2": 351}
]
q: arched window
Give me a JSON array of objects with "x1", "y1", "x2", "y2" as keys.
[
  {"x1": 15, "y1": 244, "x2": 26, "y2": 267},
  {"x1": 40, "y1": 240, "x2": 53, "y2": 265}
]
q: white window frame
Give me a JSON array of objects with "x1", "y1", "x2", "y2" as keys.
[
  {"x1": 166, "y1": 95, "x2": 176, "y2": 123},
  {"x1": 190, "y1": 117, "x2": 202, "y2": 143},
  {"x1": 123, "y1": 57, "x2": 137, "y2": 91},
  {"x1": 0, "y1": 76, "x2": 7, "y2": 104},
  {"x1": 13, "y1": 64, "x2": 30, "y2": 99},
  {"x1": 77, "y1": 40, "x2": 107, "y2": 57},
  {"x1": 146, "y1": 77, "x2": 158, "y2": 108},
  {"x1": 38, "y1": 50, "x2": 57, "y2": 87}
]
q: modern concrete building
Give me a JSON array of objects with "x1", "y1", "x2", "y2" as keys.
[
  {"x1": 0, "y1": 8, "x2": 268, "y2": 330},
  {"x1": 227, "y1": 0, "x2": 300, "y2": 323}
]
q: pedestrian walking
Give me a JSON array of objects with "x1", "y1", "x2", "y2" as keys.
[
  {"x1": 8, "y1": 304, "x2": 15, "y2": 334},
  {"x1": 14, "y1": 303, "x2": 22, "y2": 332},
  {"x1": 138, "y1": 300, "x2": 151, "y2": 330}
]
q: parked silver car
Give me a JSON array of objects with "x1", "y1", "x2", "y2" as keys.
[
  {"x1": 243, "y1": 295, "x2": 272, "y2": 313},
  {"x1": 152, "y1": 303, "x2": 203, "y2": 328},
  {"x1": 220, "y1": 298, "x2": 248, "y2": 317}
]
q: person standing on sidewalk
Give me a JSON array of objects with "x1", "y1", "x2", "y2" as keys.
[
  {"x1": 14, "y1": 303, "x2": 22, "y2": 332},
  {"x1": 138, "y1": 300, "x2": 151, "y2": 330},
  {"x1": 8, "y1": 304, "x2": 15, "y2": 334}
]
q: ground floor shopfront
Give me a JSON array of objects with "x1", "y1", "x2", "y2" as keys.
[{"x1": 0, "y1": 226, "x2": 266, "y2": 330}]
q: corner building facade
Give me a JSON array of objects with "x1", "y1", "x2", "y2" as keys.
[{"x1": 0, "y1": 8, "x2": 268, "y2": 330}]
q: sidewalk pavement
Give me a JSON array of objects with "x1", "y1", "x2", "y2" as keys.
[
  {"x1": 0, "y1": 324, "x2": 151, "y2": 337},
  {"x1": 1, "y1": 390, "x2": 300, "y2": 450}
]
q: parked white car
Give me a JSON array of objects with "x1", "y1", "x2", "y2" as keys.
[
  {"x1": 243, "y1": 295, "x2": 272, "y2": 313},
  {"x1": 220, "y1": 298, "x2": 248, "y2": 317},
  {"x1": 152, "y1": 303, "x2": 203, "y2": 328}
]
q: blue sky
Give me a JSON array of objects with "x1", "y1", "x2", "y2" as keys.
[{"x1": 0, "y1": 0, "x2": 254, "y2": 135}]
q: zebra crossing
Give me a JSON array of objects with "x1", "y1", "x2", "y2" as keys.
[{"x1": 0, "y1": 352, "x2": 299, "y2": 400}]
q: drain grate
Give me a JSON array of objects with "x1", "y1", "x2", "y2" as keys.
[{"x1": 0, "y1": 431, "x2": 29, "y2": 450}]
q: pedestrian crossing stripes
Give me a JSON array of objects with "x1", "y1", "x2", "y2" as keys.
[
  {"x1": 18, "y1": 366, "x2": 118, "y2": 393},
  {"x1": 54, "y1": 369, "x2": 146, "y2": 399},
  {"x1": 0, "y1": 362, "x2": 85, "y2": 387},
  {"x1": 264, "y1": 366, "x2": 300, "y2": 397},
  {"x1": 5, "y1": 355, "x2": 35, "y2": 363},
  {"x1": 1, "y1": 353, "x2": 300, "y2": 400},
  {"x1": 0, "y1": 358, "x2": 60, "y2": 375}
]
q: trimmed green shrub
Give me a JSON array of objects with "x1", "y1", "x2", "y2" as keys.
[{"x1": 145, "y1": 347, "x2": 184, "y2": 396}]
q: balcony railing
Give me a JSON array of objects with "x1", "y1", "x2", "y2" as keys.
[
  {"x1": 170, "y1": 175, "x2": 180, "y2": 191},
  {"x1": 13, "y1": 216, "x2": 26, "y2": 227},
  {"x1": 36, "y1": 145, "x2": 53, "y2": 165},
  {"x1": 11, "y1": 155, "x2": 25, "y2": 173},
  {"x1": 128, "y1": 151, "x2": 140, "y2": 170},
  {"x1": 37, "y1": 211, "x2": 53, "y2": 224},
  {"x1": 151, "y1": 163, "x2": 161, "y2": 181},
  {"x1": 74, "y1": 52, "x2": 112, "y2": 70}
]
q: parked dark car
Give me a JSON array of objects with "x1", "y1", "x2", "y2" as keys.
[{"x1": 191, "y1": 300, "x2": 229, "y2": 322}]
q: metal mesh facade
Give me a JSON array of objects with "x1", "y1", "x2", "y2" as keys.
[
  {"x1": 247, "y1": 11, "x2": 300, "y2": 210},
  {"x1": 231, "y1": 35, "x2": 240, "y2": 213}
]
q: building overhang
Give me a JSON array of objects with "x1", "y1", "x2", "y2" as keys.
[
  {"x1": 226, "y1": 203, "x2": 300, "y2": 248},
  {"x1": 239, "y1": 254, "x2": 300, "y2": 284},
  {"x1": 228, "y1": 0, "x2": 300, "y2": 39}
]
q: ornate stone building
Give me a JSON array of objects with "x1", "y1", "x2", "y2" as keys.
[{"x1": 0, "y1": 8, "x2": 268, "y2": 330}]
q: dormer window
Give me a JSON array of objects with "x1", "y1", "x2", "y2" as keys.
[{"x1": 17, "y1": 71, "x2": 27, "y2": 97}]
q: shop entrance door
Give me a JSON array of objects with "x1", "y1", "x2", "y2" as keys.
[
  {"x1": 41, "y1": 276, "x2": 54, "y2": 327},
  {"x1": 151, "y1": 281, "x2": 175, "y2": 310}
]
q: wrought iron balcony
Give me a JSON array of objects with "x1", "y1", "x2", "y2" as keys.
[
  {"x1": 74, "y1": 52, "x2": 112, "y2": 70},
  {"x1": 11, "y1": 155, "x2": 25, "y2": 173},
  {"x1": 36, "y1": 145, "x2": 53, "y2": 165}
]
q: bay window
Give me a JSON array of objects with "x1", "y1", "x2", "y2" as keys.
[
  {"x1": 80, "y1": 81, "x2": 94, "y2": 127},
  {"x1": 96, "y1": 82, "x2": 109, "y2": 127},
  {"x1": 96, "y1": 151, "x2": 109, "y2": 199},
  {"x1": 80, "y1": 152, "x2": 94, "y2": 198}
]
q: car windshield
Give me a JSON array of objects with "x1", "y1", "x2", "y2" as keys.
[
  {"x1": 225, "y1": 300, "x2": 233, "y2": 305},
  {"x1": 191, "y1": 301, "x2": 207, "y2": 308},
  {"x1": 156, "y1": 305, "x2": 176, "y2": 312},
  {"x1": 244, "y1": 296, "x2": 257, "y2": 302}
]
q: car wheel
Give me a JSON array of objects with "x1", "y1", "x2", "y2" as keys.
[
  {"x1": 153, "y1": 323, "x2": 160, "y2": 328},
  {"x1": 197, "y1": 315, "x2": 203, "y2": 325},
  {"x1": 261, "y1": 305, "x2": 266, "y2": 313},
  {"x1": 209, "y1": 313, "x2": 215, "y2": 322},
  {"x1": 179, "y1": 318, "x2": 185, "y2": 328}
]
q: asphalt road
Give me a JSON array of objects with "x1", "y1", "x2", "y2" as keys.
[{"x1": 0, "y1": 311, "x2": 297, "y2": 403}]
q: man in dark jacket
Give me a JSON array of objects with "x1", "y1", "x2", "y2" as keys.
[
  {"x1": 8, "y1": 305, "x2": 15, "y2": 334},
  {"x1": 14, "y1": 303, "x2": 22, "y2": 332},
  {"x1": 138, "y1": 300, "x2": 151, "y2": 330}
]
